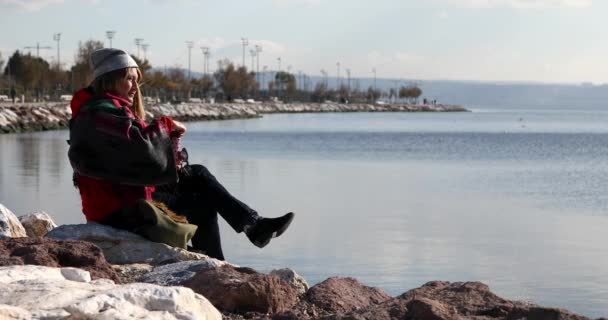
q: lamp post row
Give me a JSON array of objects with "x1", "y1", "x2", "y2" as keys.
[{"x1": 17, "y1": 31, "x2": 380, "y2": 93}]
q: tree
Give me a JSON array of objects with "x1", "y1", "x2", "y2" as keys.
[
  {"x1": 4, "y1": 51, "x2": 53, "y2": 99},
  {"x1": 337, "y1": 84, "x2": 349, "y2": 103},
  {"x1": 131, "y1": 55, "x2": 152, "y2": 76},
  {"x1": 214, "y1": 60, "x2": 256, "y2": 101},
  {"x1": 366, "y1": 86, "x2": 381, "y2": 102},
  {"x1": 70, "y1": 40, "x2": 104, "y2": 89},
  {"x1": 46, "y1": 64, "x2": 69, "y2": 98},
  {"x1": 0, "y1": 51, "x2": 4, "y2": 75},
  {"x1": 146, "y1": 70, "x2": 169, "y2": 101},
  {"x1": 311, "y1": 82, "x2": 329, "y2": 102},
  {"x1": 214, "y1": 61, "x2": 238, "y2": 101},
  {"x1": 410, "y1": 86, "x2": 422, "y2": 103},
  {"x1": 275, "y1": 71, "x2": 295, "y2": 101},
  {"x1": 199, "y1": 75, "x2": 214, "y2": 98},
  {"x1": 399, "y1": 85, "x2": 423, "y2": 104},
  {"x1": 166, "y1": 67, "x2": 189, "y2": 102}
]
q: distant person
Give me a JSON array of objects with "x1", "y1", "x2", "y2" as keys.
[
  {"x1": 68, "y1": 48, "x2": 294, "y2": 260},
  {"x1": 10, "y1": 87, "x2": 16, "y2": 104}
]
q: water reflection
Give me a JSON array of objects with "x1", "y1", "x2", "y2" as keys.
[
  {"x1": 16, "y1": 135, "x2": 41, "y2": 190},
  {"x1": 0, "y1": 131, "x2": 82, "y2": 222}
]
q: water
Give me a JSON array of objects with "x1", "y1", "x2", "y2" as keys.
[{"x1": 1, "y1": 108, "x2": 608, "y2": 317}]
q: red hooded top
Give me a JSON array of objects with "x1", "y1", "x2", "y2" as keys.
[{"x1": 70, "y1": 88, "x2": 176, "y2": 222}]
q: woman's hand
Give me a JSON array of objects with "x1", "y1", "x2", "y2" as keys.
[{"x1": 172, "y1": 120, "x2": 187, "y2": 137}]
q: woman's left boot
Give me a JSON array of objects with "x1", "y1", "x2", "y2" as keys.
[{"x1": 245, "y1": 212, "x2": 295, "y2": 248}]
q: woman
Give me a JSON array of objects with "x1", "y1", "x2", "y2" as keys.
[{"x1": 68, "y1": 48, "x2": 294, "y2": 260}]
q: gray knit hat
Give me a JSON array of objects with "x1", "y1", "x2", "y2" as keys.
[{"x1": 90, "y1": 48, "x2": 138, "y2": 79}]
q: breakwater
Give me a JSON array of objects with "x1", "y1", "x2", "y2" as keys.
[{"x1": 0, "y1": 102, "x2": 468, "y2": 134}]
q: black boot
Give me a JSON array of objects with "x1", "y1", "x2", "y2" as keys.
[{"x1": 246, "y1": 212, "x2": 295, "y2": 248}]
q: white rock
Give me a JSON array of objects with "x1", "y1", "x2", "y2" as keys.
[
  {"x1": 0, "y1": 265, "x2": 222, "y2": 320},
  {"x1": 0, "y1": 304, "x2": 32, "y2": 320},
  {"x1": 140, "y1": 259, "x2": 231, "y2": 286},
  {"x1": 0, "y1": 265, "x2": 90, "y2": 284},
  {"x1": 18, "y1": 211, "x2": 57, "y2": 237},
  {"x1": 46, "y1": 223, "x2": 214, "y2": 265},
  {"x1": 270, "y1": 268, "x2": 310, "y2": 295},
  {"x1": 0, "y1": 204, "x2": 27, "y2": 238},
  {"x1": 60, "y1": 267, "x2": 92, "y2": 283}
]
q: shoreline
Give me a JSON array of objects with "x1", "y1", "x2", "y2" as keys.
[{"x1": 0, "y1": 101, "x2": 468, "y2": 134}]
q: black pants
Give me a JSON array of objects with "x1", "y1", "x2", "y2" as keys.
[{"x1": 152, "y1": 164, "x2": 258, "y2": 261}]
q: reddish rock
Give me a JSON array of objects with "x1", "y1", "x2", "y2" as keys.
[
  {"x1": 305, "y1": 277, "x2": 392, "y2": 314},
  {"x1": 0, "y1": 237, "x2": 119, "y2": 282},
  {"x1": 332, "y1": 281, "x2": 592, "y2": 320},
  {"x1": 406, "y1": 298, "x2": 461, "y2": 320},
  {"x1": 182, "y1": 265, "x2": 299, "y2": 314}
]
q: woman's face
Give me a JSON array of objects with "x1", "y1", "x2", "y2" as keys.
[{"x1": 116, "y1": 68, "x2": 139, "y2": 104}]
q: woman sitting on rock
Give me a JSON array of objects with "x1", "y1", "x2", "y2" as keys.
[{"x1": 68, "y1": 48, "x2": 294, "y2": 260}]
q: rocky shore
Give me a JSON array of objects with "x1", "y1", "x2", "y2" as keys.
[
  {"x1": 0, "y1": 102, "x2": 468, "y2": 134},
  {"x1": 0, "y1": 203, "x2": 603, "y2": 320}
]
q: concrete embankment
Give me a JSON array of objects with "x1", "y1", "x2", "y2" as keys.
[{"x1": 0, "y1": 102, "x2": 468, "y2": 134}]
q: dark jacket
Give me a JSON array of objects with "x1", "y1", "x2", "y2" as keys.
[{"x1": 68, "y1": 89, "x2": 177, "y2": 221}]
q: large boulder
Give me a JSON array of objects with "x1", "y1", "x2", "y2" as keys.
[
  {"x1": 0, "y1": 204, "x2": 26, "y2": 238},
  {"x1": 0, "y1": 237, "x2": 119, "y2": 282},
  {"x1": 182, "y1": 264, "x2": 300, "y2": 314},
  {"x1": 333, "y1": 281, "x2": 592, "y2": 320},
  {"x1": 0, "y1": 265, "x2": 222, "y2": 320},
  {"x1": 0, "y1": 304, "x2": 31, "y2": 320},
  {"x1": 18, "y1": 211, "x2": 57, "y2": 237},
  {"x1": 270, "y1": 268, "x2": 310, "y2": 295},
  {"x1": 140, "y1": 259, "x2": 230, "y2": 286},
  {"x1": 46, "y1": 223, "x2": 210, "y2": 265},
  {"x1": 305, "y1": 277, "x2": 392, "y2": 314}
]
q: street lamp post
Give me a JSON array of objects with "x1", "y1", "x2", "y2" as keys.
[
  {"x1": 263, "y1": 65, "x2": 268, "y2": 92},
  {"x1": 320, "y1": 69, "x2": 327, "y2": 88},
  {"x1": 241, "y1": 37, "x2": 248, "y2": 68},
  {"x1": 201, "y1": 47, "x2": 210, "y2": 77},
  {"x1": 277, "y1": 57, "x2": 281, "y2": 72},
  {"x1": 106, "y1": 31, "x2": 116, "y2": 48},
  {"x1": 336, "y1": 62, "x2": 340, "y2": 89},
  {"x1": 372, "y1": 68, "x2": 377, "y2": 91},
  {"x1": 186, "y1": 41, "x2": 194, "y2": 80},
  {"x1": 250, "y1": 49, "x2": 256, "y2": 71},
  {"x1": 53, "y1": 33, "x2": 61, "y2": 68},
  {"x1": 134, "y1": 38, "x2": 144, "y2": 58},
  {"x1": 346, "y1": 68, "x2": 351, "y2": 94},
  {"x1": 255, "y1": 45, "x2": 262, "y2": 74},
  {"x1": 142, "y1": 44, "x2": 149, "y2": 61},
  {"x1": 254, "y1": 45, "x2": 262, "y2": 85}
]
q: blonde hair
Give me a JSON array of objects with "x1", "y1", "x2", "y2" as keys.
[{"x1": 92, "y1": 67, "x2": 145, "y2": 120}]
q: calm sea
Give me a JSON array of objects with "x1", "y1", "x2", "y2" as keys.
[{"x1": 1, "y1": 106, "x2": 607, "y2": 317}]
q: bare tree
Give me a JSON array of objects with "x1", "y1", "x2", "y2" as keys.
[{"x1": 70, "y1": 40, "x2": 104, "y2": 88}]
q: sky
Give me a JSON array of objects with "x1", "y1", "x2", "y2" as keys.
[{"x1": 0, "y1": 0, "x2": 606, "y2": 84}]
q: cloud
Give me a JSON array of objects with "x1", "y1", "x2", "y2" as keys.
[
  {"x1": 436, "y1": 0, "x2": 592, "y2": 9},
  {"x1": 249, "y1": 40, "x2": 287, "y2": 55},
  {"x1": 0, "y1": 0, "x2": 65, "y2": 11},
  {"x1": 196, "y1": 37, "x2": 228, "y2": 51}
]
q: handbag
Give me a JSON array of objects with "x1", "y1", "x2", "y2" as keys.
[{"x1": 104, "y1": 199, "x2": 197, "y2": 250}]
